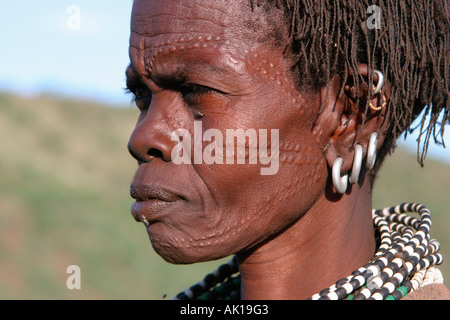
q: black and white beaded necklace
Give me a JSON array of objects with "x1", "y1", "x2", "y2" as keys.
[{"x1": 172, "y1": 203, "x2": 443, "y2": 300}]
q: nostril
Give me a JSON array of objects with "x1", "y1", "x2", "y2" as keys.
[
  {"x1": 127, "y1": 144, "x2": 167, "y2": 163},
  {"x1": 148, "y1": 148, "x2": 165, "y2": 160}
]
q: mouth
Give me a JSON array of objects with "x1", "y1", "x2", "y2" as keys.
[
  {"x1": 130, "y1": 184, "x2": 184, "y2": 202},
  {"x1": 130, "y1": 184, "x2": 185, "y2": 225}
]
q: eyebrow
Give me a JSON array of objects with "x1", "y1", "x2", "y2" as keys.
[
  {"x1": 125, "y1": 58, "x2": 240, "y2": 92},
  {"x1": 125, "y1": 62, "x2": 190, "y2": 91},
  {"x1": 153, "y1": 66, "x2": 188, "y2": 87}
]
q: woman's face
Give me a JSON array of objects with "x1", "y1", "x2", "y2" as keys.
[{"x1": 127, "y1": 0, "x2": 328, "y2": 263}]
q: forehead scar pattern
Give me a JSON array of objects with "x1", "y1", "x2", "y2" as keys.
[{"x1": 136, "y1": 33, "x2": 225, "y2": 74}]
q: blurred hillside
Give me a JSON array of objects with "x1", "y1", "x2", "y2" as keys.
[{"x1": 0, "y1": 92, "x2": 449, "y2": 299}]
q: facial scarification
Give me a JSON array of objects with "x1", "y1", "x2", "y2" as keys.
[{"x1": 127, "y1": 0, "x2": 327, "y2": 264}]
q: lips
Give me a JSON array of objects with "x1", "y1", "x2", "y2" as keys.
[
  {"x1": 130, "y1": 184, "x2": 183, "y2": 202},
  {"x1": 130, "y1": 184, "x2": 185, "y2": 224}
]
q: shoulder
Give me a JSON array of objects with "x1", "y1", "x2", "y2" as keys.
[{"x1": 402, "y1": 284, "x2": 450, "y2": 300}]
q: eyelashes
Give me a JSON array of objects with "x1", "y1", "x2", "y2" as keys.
[
  {"x1": 124, "y1": 73, "x2": 153, "y2": 105},
  {"x1": 125, "y1": 86, "x2": 153, "y2": 112},
  {"x1": 180, "y1": 84, "x2": 213, "y2": 106},
  {"x1": 125, "y1": 83, "x2": 216, "y2": 110}
]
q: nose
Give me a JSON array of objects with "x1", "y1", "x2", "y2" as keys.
[{"x1": 127, "y1": 95, "x2": 179, "y2": 163}]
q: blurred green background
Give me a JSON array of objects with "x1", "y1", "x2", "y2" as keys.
[{"x1": 0, "y1": 92, "x2": 449, "y2": 299}]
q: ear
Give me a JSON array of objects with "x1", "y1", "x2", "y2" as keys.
[{"x1": 316, "y1": 64, "x2": 390, "y2": 175}]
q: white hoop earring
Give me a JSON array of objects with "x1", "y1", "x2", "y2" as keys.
[
  {"x1": 332, "y1": 157, "x2": 348, "y2": 194},
  {"x1": 349, "y1": 144, "x2": 363, "y2": 184},
  {"x1": 373, "y1": 70, "x2": 384, "y2": 95},
  {"x1": 366, "y1": 132, "x2": 378, "y2": 170}
]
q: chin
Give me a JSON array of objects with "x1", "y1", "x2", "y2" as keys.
[
  {"x1": 147, "y1": 225, "x2": 234, "y2": 265},
  {"x1": 151, "y1": 240, "x2": 230, "y2": 265}
]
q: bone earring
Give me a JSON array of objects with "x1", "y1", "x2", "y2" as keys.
[
  {"x1": 366, "y1": 132, "x2": 378, "y2": 170},
  {"x1": 369, "y1": 70, "x2": 387, "y2": 111},
  {"x1": 332, "y1": 133, "x2": 378, "y2": 193},
  {"x1": 373, "y1": 70, "x2": 384, "y2": 95},
  {"x1": 332, "y1": 157, "x2": 348, "y2": 194},
  {"x1": 366, "y1": 72, "x2": 382, "y2": 168},
  {"x1": 349, "y1": 144, "x2": 363, "y2": 184}
]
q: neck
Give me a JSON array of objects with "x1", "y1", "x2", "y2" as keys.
[{"x1": 237, "y1": 181, "x2": 376, "y2": 300}]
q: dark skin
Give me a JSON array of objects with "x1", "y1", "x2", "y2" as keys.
[{"x1": 126, "y1": 0, "x2": 389, "y2": 299}]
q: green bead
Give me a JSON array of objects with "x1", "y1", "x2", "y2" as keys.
[
  {"x1": 398, "y1": 286, "x2": 409, "y2": 297},
  {"x1": 385, "y1": 295, "x2": 395, "y2": 300},
  {"x1": 215, "y1": 284, "x2": 226, "y2": 295},
  {"x1": 200, "y1": 292, "x2": 210, "y2": 300}
]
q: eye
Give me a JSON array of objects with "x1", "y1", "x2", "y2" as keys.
[
  {"x1": 180, "y1": 84, "x2": 213, "y2": 106},
  {"x1": 126, "y1": 86, "x2": 152, "y2": 111}
]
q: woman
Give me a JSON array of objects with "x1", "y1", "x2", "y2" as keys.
[{"x1": 125, "y1": 0, "x2": 449, "y2": 300}]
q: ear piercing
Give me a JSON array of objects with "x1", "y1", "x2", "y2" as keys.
[
  {"x1": 331, "y1": 69, "x2": 385, "y2": 194},
  {"x1": 345, "y1": 69, "x2": 387, "y2": 112},
  {"x1": 332, "y1": 132, "x2": 379, "y2": 194},
  {"x1": 332, "y1": 157, "x2": 349, "y2": 194},
  {"x1": 366, "y1": 132, "x2": 378, "y2": 170},
  {"x1": 369, "y1": 69, "x2": 387, "y2": 111},
  {"x1": 349, "y1": 144, "x2": 363, "y2": 184},
  {"x1": 369, "y1": 94, "x2": 387, "y2": 112},
  {"x1": 372, "y1": 70, "x2": 384, "y2": 95}
]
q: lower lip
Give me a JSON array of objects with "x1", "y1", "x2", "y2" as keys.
[{"x1": 131, "y1": 199, "x2": 179, "y2": 224}]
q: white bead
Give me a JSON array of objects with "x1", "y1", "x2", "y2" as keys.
[
  {"x1": 184, "y1": 288, "x2": 195, "y2": 299},
  {"x1": 368, "y1": 277, "x2": 383, "y2": 290},
  {"x1": 328, "y1": 292, "x2": 339, "y2": 300},
  {"x1": 404, "y1": 246, "x2": 414, "y2": 256},
  {"x1": 311, "y1": 293, "x2": 321, "y2": 300},
  {"x1": 354, "y1": 275, "x2": 365, "y2": 287},
  {"x1": 393, "y1": 273, "x2": 404, "y2": 283},
  {"x1": 360, "y1": 288, "x2": 371, "y2": 299},
  {"x1": 342, "y1": 283, "x2": 353, "y2": 294},
  {"x1": 367, "y1": 265, "x2": 380, "y2": 278},
  {"x1": 371, "y1": 292, "x2": 384, "y2": 300},
  {"x1": 384, "y1": 282, "x2": 396, "y2": 293},
  {"x1": 384, "y1": 267, "x2": 394, "y2": 278}
]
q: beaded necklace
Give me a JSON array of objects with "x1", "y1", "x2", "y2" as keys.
[{"x1": 172, "y1": 203, "x2": 444, "y2": 300}]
